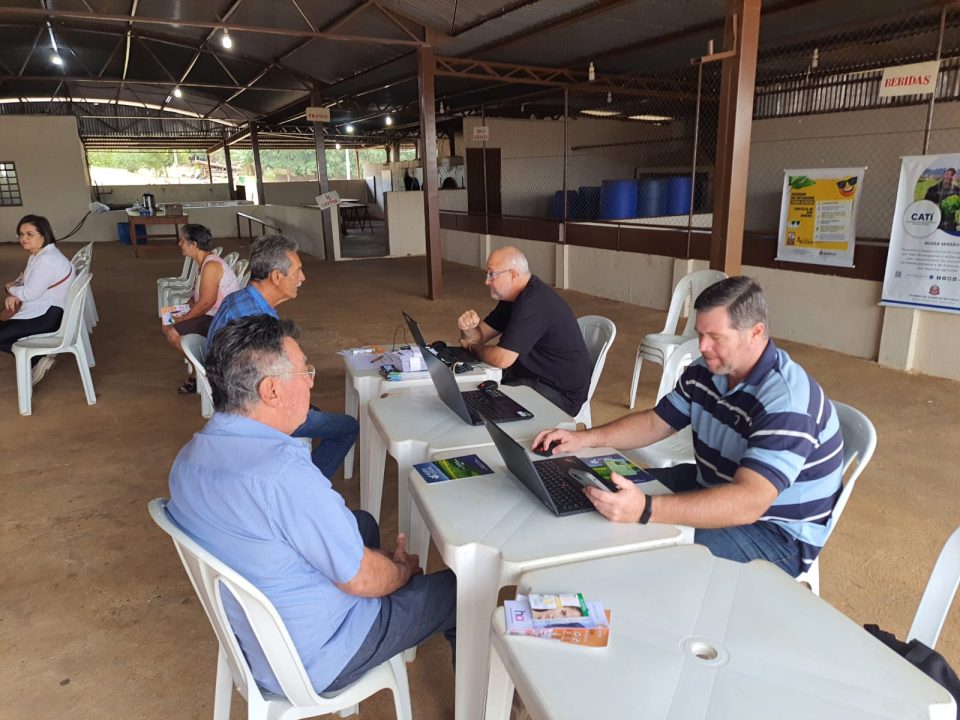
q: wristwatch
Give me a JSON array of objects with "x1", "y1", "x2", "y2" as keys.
[{"x1": 639, "y1": 494, "x2": 653, "y2": 524}]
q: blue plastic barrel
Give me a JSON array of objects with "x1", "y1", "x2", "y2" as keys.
[
  {"x1": 578, "y1": 186, "x2": 602, "y2": 220},
  {"x1": 550, "y1": 190, "x2": 580, "y2": 220},
  {"x1": 599, "y1": 179, "x2": 638, "y2": 219},
  {"x1": 637, "y1": 178, "x2": 666, "y2": 217},
  {"x1": 117, "y1": 222, "x2": 148, "y2": 245},
  {"x1": 663, "y1": 176, "x2": 694, "y2": 216}
]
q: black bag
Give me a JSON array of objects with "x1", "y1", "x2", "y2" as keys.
[{"x1": 864, "y1": 624, "x2": 960, "y2": 718}]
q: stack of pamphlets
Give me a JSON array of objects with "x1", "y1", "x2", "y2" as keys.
[
  {"x1": 504, "y1": 592, "x2": 611, "y2": 647},
  {"x1": 384, "y1": 347, "x2": 426, "y2": 372},
  {"x1": 414, "y1": 454, "x2": 494, "y2": 484},
  {"x1": 159, "y1": 304, "x2": 189, "y2": 325}
]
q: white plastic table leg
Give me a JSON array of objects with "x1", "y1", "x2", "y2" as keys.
[
  {"x1": 361, "y1": 420, "x2": 388, "y2": 522},
  {"x1": 483, "y1": 639, "x2": 516, "y2": 720},
  {"x1": 342, "y1": 373, "x2": 359, "y2": 481},
  {"x1": 452, "y1": 543, "x2": 503, "y2": 720}
]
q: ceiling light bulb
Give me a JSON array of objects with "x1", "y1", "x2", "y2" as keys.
[
  {"x1": 345, "y1": 124, "x2": 354, "y2": 133},
  {"x1": 385, "y1": 115, "x2": 393, "y2": 126},
  {"x1": 221, "y1": 29, "x2": 233, "y2": 49},
  {"x1": 439, "y1": 101, "x2": 445, "y2": 114},
  {"x1": 51, "y1": 53, "x2": 63, "y2": 66},
  {"x1": 335, "y1": 142, "x2": 341, "y2": 150},
  {"x1": 607, "y1": 91, "x2": 612, "y2": 104},
  {"x1": 588, "y1": 61, "x2": 596, "y2": 82},
  {"x1": 173, "y1": 86, "x2": 183, "y2": 98}
]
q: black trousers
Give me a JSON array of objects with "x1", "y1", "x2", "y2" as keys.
[{"x1": 0, "y1": 306, "x2": 63, "y2": 354}]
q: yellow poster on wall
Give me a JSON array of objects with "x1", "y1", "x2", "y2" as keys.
[{"x1": 776, "y1": 167, "x2": 865, "y2": 268}]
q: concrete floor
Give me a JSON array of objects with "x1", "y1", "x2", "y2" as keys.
[{"x1": 1, "y1": 239, "x2": 958, "y2": 719}]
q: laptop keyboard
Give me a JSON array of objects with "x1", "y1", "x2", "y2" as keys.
[
  {"x1": 463, "y1": 391, "x2": 527, "y2": 423},
  {"x1": 535, "y1": 461, "x2": 594, "y2": 514}
]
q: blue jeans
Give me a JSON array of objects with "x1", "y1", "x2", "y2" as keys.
[
  {"x1": 292, "y1": 409, "x2": 359, "y2": 479},
  {"x1": 324, "y1": 511, "x2": 457, "y2": 693},
  {"x1": 646, "y1": 464, "x2": 804, "y2": 577}
]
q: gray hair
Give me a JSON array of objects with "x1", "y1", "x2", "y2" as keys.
[
  {"x1": 694, "y1": 276, "x2": 769, "y2": 334},
  {"x1": 249, "y1": 234, "x2": 299, "y2": 281},
  {"x1": 205, "y1": 315, "x2": 300, "y2": 414}
]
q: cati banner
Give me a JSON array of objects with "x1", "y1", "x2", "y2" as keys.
[
  {"x1": 881, "y1": 155, "x2": 960, "y2": 313},
  {"x1": 776, "y1": 167, "x2": 865, "y2": 268}
]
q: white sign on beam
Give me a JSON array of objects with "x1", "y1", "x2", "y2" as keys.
[
  {"x1": 472, "y1": 125, "x2": 490, "y2": 142},
  {"x1": 315, "y1": 191, "x2": 340, "y2": 210},
  {"x1": 878, "y1": 61, "x2": 940, "y2": 98},
  {"x1": 306, "y1": 106, "x2": 331, "y2": 123}
]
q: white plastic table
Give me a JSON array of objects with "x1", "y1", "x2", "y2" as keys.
[
  {"x1": 484, "y1": 545, "x2": 957, "y2": 720},
  {"x1": 364, "y1": 384, "x2": 575, "y2": 548},
  {"x1": 410, "y1": 445, "x2": 693, "y2": 720},
  {"x1": 341, "y1": 348, "x2": 500, "y2": 481}
]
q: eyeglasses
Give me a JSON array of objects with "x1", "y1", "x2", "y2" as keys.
[
  {"x1": 271, "y1": 364, "x2": 316, "y2": 382},
  {"x1": 836, "y1": 177, "x2": 858, "y2": 190},
  {"x1": 485, "y1": 269, "x2": 511, "y2": 281}
]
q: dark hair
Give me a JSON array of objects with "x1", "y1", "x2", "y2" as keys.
[
  {"x1": 180, "y1": 223, "x2": 213, "y2": 251},
  {"x1": 249, "y1": 234, "x2": 298, "y2": 280},
  {"x1": 17, "y1": 215, "x2": 56, "y2": 246},
  {"x1": 694, "y1": 275, "x2": 769, "y2": 333},
  {"x1": 206, "y1": 315, "x2": 301, "y2": 414}
]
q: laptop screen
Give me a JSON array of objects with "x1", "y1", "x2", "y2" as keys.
[
  {"x1": 401, "y1": 310, "x2": 428, "y2": 348},
  {"x1": 482, "y1": 416, "x2": 559, "y2": 513},
  {"x1": 422, "y1": 345, "x2": 473, "y2": 424}
]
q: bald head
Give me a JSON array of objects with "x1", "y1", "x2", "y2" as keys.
[
  {"x1": 487, "y1": 246, "x2": 530, "y2": 276},
  {"x1": 485, "y1": 246, "x2": 532, "y2": 301}
]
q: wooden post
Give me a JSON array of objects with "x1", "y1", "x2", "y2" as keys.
[
  {"x1": 249, "y1": 121, "x2": 266, "y2": 206},
  {"x1": 222, "y1": 131, "x2": 235, "y2": 201},
  {"x1": 311, "y1": 84, "x2": 335, "y2": 260},
  {"x1": 709, "y1": 0, "x2": 761, "y2": 275},
  {"x1": 418, "y1": 44, "x2": 442, "y2": 299}
]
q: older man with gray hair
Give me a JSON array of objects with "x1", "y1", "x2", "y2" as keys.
[
  {"x1": 457, "y1": 245, "x2": 591, "y2": 415},
  {"x1": 168, "y1": 314, "x2": 456, "y2": 697},
  {"x1": 534, "y1": 276, "x2": 845, "y2": 577},
  {"x1": 206, "y1": 234, "x2": 358, "y2": 478}
]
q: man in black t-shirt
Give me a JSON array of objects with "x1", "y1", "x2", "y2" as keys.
[{"x1": 457, "y1": 246, "x2": 591, "y2": 415}]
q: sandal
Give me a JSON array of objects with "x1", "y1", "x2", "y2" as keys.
[{"x1": 177, "y1": 378, "x2": 197, "y2": 394}]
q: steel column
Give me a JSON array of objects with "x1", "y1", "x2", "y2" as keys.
[
  {"x1": 311, "y1": 84, "x2": 335, "y2": 260},
  {"x1": 249, "y1": 121, "x2": 266, "y2": 205},
  {"x1": 418, "y1": 44, "x2": 442, "y2": 299}
]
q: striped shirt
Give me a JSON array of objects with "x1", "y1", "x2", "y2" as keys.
[{"x1": 655, "y1": 340, "x2": 844, "y2": 568}]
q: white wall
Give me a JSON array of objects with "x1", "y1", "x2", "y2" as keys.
[
  {"x1": 384, "y1": 191, "x2": 425, "y2": 256},
  {"x1": 0, "y1": 116, "x2": 92, "y2": 242},
  {"x1": 461, "y1": 115, "x2": 689, "y2": 218}
]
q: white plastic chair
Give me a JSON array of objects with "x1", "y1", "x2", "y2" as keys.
[
  {"x1": 796, "y1": 401, "x2": 877, "y2": 595},
  {"x1": 158, "y1": 256, "x2": 196, "y2": 311},
  {"x1": 233, "y1": 258, "x2": 249, "y2": 280},
  {"x1": 222, "y1": 251, "x2": 240, "y2": 271},
  {"x1": 908, "y1": 526, "x2": 960, "y2": 648},
  {"x1": 627, "y1": 337, "x2": 701, "y2": 469},
  {"x1": 574, "y1": 316, "x2": 616, "y2": 428},
  {"x1": 148, "y1": 499, "x2": 413, "y2": 720},
  {"x1": 71, "y1": 246, "x2": 99, "y2": 333},
  {"x1": 159, "y1": 247, "x2": 224, "y2": 310},
  {"x1": 13, "y1": 273, "x2": 96, "y2": 416},
  {"x1": 181, "y1": 334, "x2": 214, "y2": 419},
  {"x1": 628, "y1": 269, "x2": 727, "y2": 409}
]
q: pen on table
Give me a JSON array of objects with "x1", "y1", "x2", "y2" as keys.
[{"x1": 370, "y1": 354, "x2": 384, "y2": 363}]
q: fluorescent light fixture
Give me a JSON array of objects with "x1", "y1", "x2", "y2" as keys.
[
  {"x1": 580, "y1": 109, "x2": 621, "y2": 117},
  {"x1": 173, "y1": 86, "x2": 183, "y2": 98},
  {"x1": 221, "y1": 29, "x2": 232, "y2": 49},
  {"x1": 607, "y1": 91, "x2": 612, "y2": 103},
  {"x1": 51, "y1": 53, "x2": 63, "y2": 66},
  {"x1": 335, "y1": 142, "x2": 341, "y2": 150},
  {"x1": 627, "y1": 114, "x2": 672, "y2": 122},
  {"x1": 384, "y1": 115, "x2": 393, "y2": 126},
  {"x1": 345, "y1": 124, "x2": 354, "y2": 133}
]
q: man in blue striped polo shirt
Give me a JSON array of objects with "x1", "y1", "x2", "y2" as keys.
[{"x1": 534, "y1": 276, "x2": 844, "y2": 576}]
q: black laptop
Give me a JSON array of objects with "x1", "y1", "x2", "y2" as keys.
[
  {"x1": 422, "y1": 349, "x2": 533, "y2": 426},
  {"x1": 402, "y1": 310, "x2": 476, "y2": 366},
  {"x1": 482, "y1": 417, "x2": 617, "y2": 516}
]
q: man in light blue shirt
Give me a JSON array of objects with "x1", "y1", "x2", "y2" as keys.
[
  {"x1": 205, "y1": 234, "x2": 358, "y2": 479},
  {"x1": 168, "y1": 314, "x2": 456, "y2": 695}
]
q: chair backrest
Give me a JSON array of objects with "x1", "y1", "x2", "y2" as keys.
[
  {"x1": 233, "y1": 259, "x2": 249, "y2": 279},
  {"x1": 662, "y1": 269, "x2": 728, "y2": 336},
  {"x1": 180, "y1": 334, "x2": 214, "y2": 417},
  {"x1": 51, "y1": 272, "x2": 92, "y2": 347},
  {"x1": 238, "y1": 269, "x2": 252, "y2": 289},
  {"x1": 148, "y1": 499, "x2": 326, "y2": 708},
  {"x1": 222, "y1": 251, "x2": 240, "y2": 270},
  {"x1": 908, "y1": 526, "x2": 960, "y2": 648},
  {"x1": 577, "y1": 315, "x2": 616, "y2": 404},
  {"x1": 655, "y1": 336, "x2": 701, "y2": 401},
  {"x1": 212, "y1": 246, "x2": 223, "y2": 257},
  {"x1": 70, "y1": 242, "x2": 93, "y2": 269},
  {"x1": 829, "y1": 402, "x2": 877, "y2": 526}
]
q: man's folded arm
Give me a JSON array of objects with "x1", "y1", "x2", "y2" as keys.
[{"x1": 336, "y1": 547, "x2": 417, "y2": 598}]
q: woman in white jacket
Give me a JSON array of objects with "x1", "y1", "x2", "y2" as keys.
[{"x1": 1, "y1": 215, "x2": 75, "y2": 384}]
